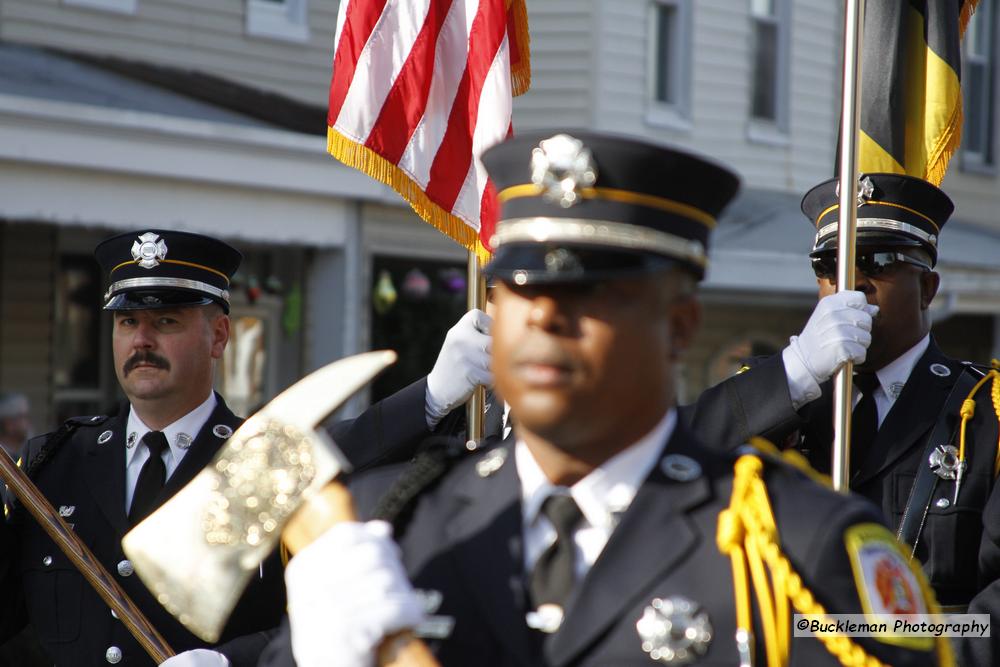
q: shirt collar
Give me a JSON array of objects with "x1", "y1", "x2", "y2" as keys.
[
  {"x1": 873, "y1": 334, "x2": 930, "y2": 400},
  {"x1": 125, "y1": 392, "x2": 218, "y2": 465},
  {"x1": 516, "y1": 408, "x2": 676, "y2": 532}
]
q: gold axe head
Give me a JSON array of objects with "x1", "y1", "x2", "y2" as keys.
[{"x1": 122, "y1": 350, "x2": 397, "y2": 642}]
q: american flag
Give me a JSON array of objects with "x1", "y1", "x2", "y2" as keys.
[{"x1": 327, "y1": 0, "x2": 530, "y2": 262}]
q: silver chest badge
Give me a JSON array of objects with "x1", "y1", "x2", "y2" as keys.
[
  {"x1": 636, "y1": 596, "x2": 713, "y2": 665},
  {"x1": 929, "y1": 444, "x2": 962, "y2": 480},
  {"x1": 476, "y1": 447, "x2": 508, "y2": 478},
  {"x1": 131, "y1": 232, "x2": 168, "y2": 269},
  {"x1": 531, "y1": 134, "x2": 598, "y2": 208}
]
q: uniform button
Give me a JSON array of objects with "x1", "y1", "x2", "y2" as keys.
[
  {"x1": 105, "y1": 646, "x2": 122, "y2": 663},
  {"x1": 117, "y1": 560, "x2": 134, "y2": 577},
  {"x1": 936, "y1": 498, "x2": 951, "y2": 509},
  {"x1": 41, "y1": 556, "x2": 52, "y2": 567}
]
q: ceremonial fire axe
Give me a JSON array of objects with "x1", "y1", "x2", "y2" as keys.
[{"x1": 122, "y1": 350, "x2": 438, "y2": 665}]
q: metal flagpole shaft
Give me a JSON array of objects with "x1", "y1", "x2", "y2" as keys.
[
  {"x1": 466, "y1": 251, "x2": 486, "y2": 441},
  {"x1": 0, "y1": 452, "x2": 174, "y2": 661},
  {"x1": 832, "y1": 0, "x2": 866, "y2": 492}
]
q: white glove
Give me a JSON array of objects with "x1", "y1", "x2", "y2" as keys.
[
  {"x1": 286, "y1": 520, "x2": 426, "y2": 667},
  {"x1": 159, "y1": 650, "x2": 230, "y2": 667},
  {"x1": 425, "y1": 309, "x2": 493, "y2": 429},
  {"x1": 783, "y1": 290, "x2": 878, "y2": 408}
]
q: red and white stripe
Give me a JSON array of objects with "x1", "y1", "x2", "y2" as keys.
[{"x1": 328, "y1": 0, "x2": 523, "y2": 253}]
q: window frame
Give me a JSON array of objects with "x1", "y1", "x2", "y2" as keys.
[
  {"x1": 747, "y1": 0, "x2": 791, "y2": 142},
  {"x1": 246, "y1": 0, "x2": 310, "y2": 43},
  {"x1": 645, "y1": 0, "x2": 694, "y2": 131},
  {"x1": 961, "y1": 0, "x2": 997, "y2": 173}
]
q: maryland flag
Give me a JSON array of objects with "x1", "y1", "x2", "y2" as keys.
[
  {"x1": 859, "y1": 0, "x2": 980, "y2": 185},
  {"x1": 326, "y1": 0, "x2": 531, "y2": 263}
]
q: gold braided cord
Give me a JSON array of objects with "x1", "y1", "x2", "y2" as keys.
[
  {"x1": 717, "y1": 444, "x2": 955, "y2": 666},
  {"x1": 953, "y1": 362, "x2": 1000, "y2": 478}
]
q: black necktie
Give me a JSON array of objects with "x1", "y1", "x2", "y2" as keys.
[
  {"x1": 129, "y1": 431, "x2": 169, "y2": 524},
  {"x1": 851, "y1": 373, "x2": 880, "y2": 476},
  {"x1": 530, "y1": 494, "x2": 584, "y2": 609}
]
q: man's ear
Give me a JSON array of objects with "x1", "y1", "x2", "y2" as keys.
[
  {"x1": 920, "y1": 270, "x2": 940, "y2": 310},
  {"x1": 667, "y1": 296, "x2": 701, "y2": 361},
  {"x1": 211, "y1": 314, "x2": 231, "y2": 359}
]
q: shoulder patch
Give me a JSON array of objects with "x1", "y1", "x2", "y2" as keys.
[{"x1": 844, "y1": 523, "x2": 934, "y2": 650}]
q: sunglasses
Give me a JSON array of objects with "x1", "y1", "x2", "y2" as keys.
[{"x1": 811, "y1": 252, "x2": 931, "y2": 281}]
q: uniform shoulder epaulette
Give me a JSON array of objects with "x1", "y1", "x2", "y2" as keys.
[{"x1": 21, "y1": 414, "x2": 110, "y2": 479}]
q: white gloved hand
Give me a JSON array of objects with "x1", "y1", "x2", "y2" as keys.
[
  {"x1": 425, "y1": 309, "x2": 493, "y2": 429},
  {"x1": 159, "y1": 650, "x2": 230, "y2": 667},
  {"x1": 286, "y1": 520, "x2": 426, "y2": 667},
  {"x1": 783, "y1": 290, "x2": 878, "y2": 408}
]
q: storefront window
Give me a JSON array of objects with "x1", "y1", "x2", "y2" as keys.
[{"x1": 369, "y1": 256, "x2": 467, "y2": 401}]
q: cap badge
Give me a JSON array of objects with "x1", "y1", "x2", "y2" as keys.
[
  {"x1": 131, "y1": 232, "x2": 168, "y2": 269},
  {"x1": 660, "y1": 454, "x2": 702, "y2": 482},
  {"x1": 531, "y1": 134, "x2": 598, "y2": 208},
  {"x1": 636, "y1": 596, "x2": 713, "y2": 665},
  {"x1": 835, "y1": 174, "x2": 875, "y2": 207}
]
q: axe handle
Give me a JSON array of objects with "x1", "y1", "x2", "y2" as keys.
[
  {"x1": 284, "y1": 483, "x2": 440, "y2": 667},
  {"x1": 0, "y1": 450, "x2": 175, "y2": 662}
]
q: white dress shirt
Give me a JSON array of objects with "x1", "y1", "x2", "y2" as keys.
[
  {"x1": 124, "y1": 393, "x2": 217, "y2": 512},
  {"x1": 856, "y1": 334, "x2": 930, "y2": 427},
  {"x1": 515, "y1": 408, "x2": 676, "y2": 580}
]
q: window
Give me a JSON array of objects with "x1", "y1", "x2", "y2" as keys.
[
  {"x1": 748, "y1": 0, "x2": 789, "y2": 137},
  {"x1": 647, "y1": 0, "x2": 692, "y2": 128},
  {"x1": 63, "y1": 0, "x2": 136, "y2": 14},
  {"x1": 246, "y1": 0, "x2": 310, "y2": 43},
  {"x1": 963, "y1": 0, "x2": 996, "y2": 169}
]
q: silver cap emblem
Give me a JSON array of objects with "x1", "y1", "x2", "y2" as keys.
[
  {"x1": 531, "y1": 134, "x2": 598, "y2": 208},
  {"x1": 836, "y1": 174, "x2": 875, "y2": 207},
  {"x1": 636, "y1": 596, "x2": 713, "y2": 665},
  {"x1": 131, "y1": 232, "x2": 168, "y2": 269},
  {"x1": 929, "y1": 444, "x2": 962, "y2": 480},
  {"x1": 660, "y1": 454, "x2": 702, "y2": 482}
]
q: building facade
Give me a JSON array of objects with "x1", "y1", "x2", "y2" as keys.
[{"x1": 0, "y1": 0, "x2": 998, "y2": 434}]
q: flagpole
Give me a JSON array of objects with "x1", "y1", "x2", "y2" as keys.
[
  {"x1": 466, "y1": 251, "x2": 486, "y2": 441},
  {"x1": 832, "y1": 0, "x2": 865, "y2": 493}
]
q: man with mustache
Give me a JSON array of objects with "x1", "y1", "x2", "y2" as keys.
[
  {"x1": 707, "y1": 174, "x2": 1000, "y2": 620},
  {"x1": 0, "y1": 231, "x2": 284, "y2": 666},
  {"x1": 260, "y1": 132, "x2": 949, "y2": 666}
]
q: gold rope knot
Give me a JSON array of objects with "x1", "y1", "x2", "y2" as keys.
[
  {"x1": 716, "y1": 508, "x2": 744, "y2": 552},
  {"x1": 960, "y1": 398, "x2": 977, "y2": 420}
]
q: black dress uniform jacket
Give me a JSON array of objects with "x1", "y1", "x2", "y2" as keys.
[
  {"x1": 711, "y1": 338, "x2": 1000, "y2": 609},
  {"x1": 259, "y1": 420, "x2": 943, "y2": 667},
  {"x1": 0, "y1": 395, "x2": 285, "y2": 667}
]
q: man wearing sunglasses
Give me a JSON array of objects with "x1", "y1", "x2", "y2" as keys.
[{"x1": 716, "y1": 174, "x2": 1000, "y2": 624}]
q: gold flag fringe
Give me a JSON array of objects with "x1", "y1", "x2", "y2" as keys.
[
  {"x1": 328, "y1": 128, "x2": 493, "y2": 266},
  {"x1": 508, "y1": 0, "x2": 531, "y2": 97}
]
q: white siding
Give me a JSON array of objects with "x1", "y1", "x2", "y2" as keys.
[
  {"x1": 0, "y1": 0, "x2": 339, "y2": 105},
  {"x1": 512, "y1": 0, "x2": 596, "y2": 131},
  {"x1": 583, "y1": 0, "x2": 840, "y2": 193}
]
